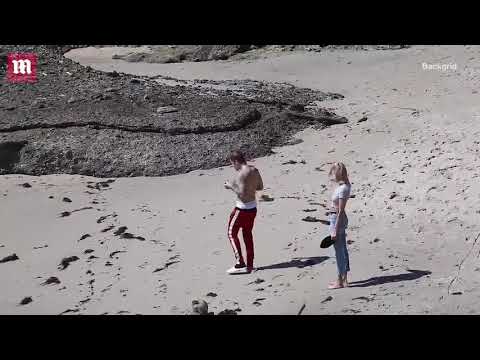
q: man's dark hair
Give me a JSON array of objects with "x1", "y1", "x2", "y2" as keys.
[{"x1": 229, "y1": 150, "x2": 246, "y2": 164}]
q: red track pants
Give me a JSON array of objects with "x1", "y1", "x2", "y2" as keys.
[{"x1": 227, "y1": 207, "x2": 257, "y2": 268}]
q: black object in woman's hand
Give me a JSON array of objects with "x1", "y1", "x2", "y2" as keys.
[{"x1": 320, "y1": 235, "x2": 335, "y2": 248}]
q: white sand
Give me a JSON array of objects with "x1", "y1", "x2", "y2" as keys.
[{"x1": 2, "y1": 45, "x2": 480, "y2": 314}]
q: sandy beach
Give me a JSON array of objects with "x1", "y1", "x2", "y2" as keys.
[{"x1": 2, "y1": 45, "x2": 480, "y2": 314}]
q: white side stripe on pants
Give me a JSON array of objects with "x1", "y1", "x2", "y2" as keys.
[{"x1": 228, "y1": 209, "x2": 241, "y2": 259}]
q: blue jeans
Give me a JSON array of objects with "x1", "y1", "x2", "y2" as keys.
[{"x1": 329, "y1": 213, "x2": 350, "y2": 276}]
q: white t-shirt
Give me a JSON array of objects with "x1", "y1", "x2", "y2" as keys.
[{"x1": 331, "y1": 183, "x2": 351, "y2": 208}]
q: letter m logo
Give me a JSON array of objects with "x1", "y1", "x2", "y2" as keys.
[{"x1": 6, "y1": 53, "x2": 38, "y2": 83}]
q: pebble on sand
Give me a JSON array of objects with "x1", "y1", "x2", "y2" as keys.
[
  {"x1": 114, "y1": 226, "x2": 128, "y2": 236},
  {"x1": 101, "y1": 225, "x2": 115, "y2": 233},
  {"x1": 79, "y1": 234, "x2": 91, "y2": 241},
  {"x1": 321, "y1": 296, "x2": 333, "y2": 304},
  {"x1": 20, "y1": 297, "x2": 33, "y2": 305},
  {"x1": 58, "y1": 256, "x2": 79, "y2": 270},
  {"x1": 60, "y1": 308, "x2": 80, "y2": 315},
  {"x1": 191, "y1": 300, "x2": 208, "y2": 315},
  {"x1": 42, "y1": 276, "x2": 61, "y2": 285},
  {"x1": 109, "y1": 251, "x2": 126, "y2": 258},
  {"x1": 249, "y1": 278, "x2": 265, "y2": 285},
  {"x1": 0, "y1": 253, "x2": 19, "y2": 263},
  {"x1": 260, "y1": 194, "x2": 274, "y2": 202},
  {"x1": 96, "y1": 215, "x2": 108, "y2": 223},
  {"x1": 302, "y1": 216, "x2": 322, "y2": 222}
]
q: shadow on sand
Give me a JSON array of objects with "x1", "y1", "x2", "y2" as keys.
[
  {"x1": 256, "y1": 256, "x2": 329, "y2": 271},
  {"x1": 348, "y1": 269, "x2": 432, "y2": 288}
]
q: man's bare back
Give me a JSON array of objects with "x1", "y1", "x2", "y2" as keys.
[
  {"x1": 226, "y1": 164, "x2": 263, "y2": 203},
  {"x1": 234, "y1": 165, "x2": 263, "y2": 203}
]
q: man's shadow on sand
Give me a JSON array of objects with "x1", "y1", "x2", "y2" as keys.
[
  {"x1": 348, "y1": 269, "x2": 432, "y2": 288},
  {"x1": 256, "y1": 256, "x2": 329, "y2": 271}
]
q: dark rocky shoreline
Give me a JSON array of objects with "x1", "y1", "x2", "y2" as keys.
[
  {"x1": 0, "y1": 45, "x2": 347, "y2": 178},
  {"x1": 112, "y1": 45, "x2": 256, "y2": 63},
  {"x1": 110, "y1": 45, "x2": 411, "y2": 64}
]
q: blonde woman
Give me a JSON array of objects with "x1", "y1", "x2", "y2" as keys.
[{"x1": 327, "y1": 162, "x2": 351, "y2": 289}]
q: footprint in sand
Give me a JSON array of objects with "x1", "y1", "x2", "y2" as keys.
[
  {"x1": 58, "y1": 256, "x2": 79, "y2": 270},
  {"x1": 0, "y1": 254, "x2": 19, "y2": 263},
  {"x1": 252, "y1": 298, "x2": 266, "y2": 306},
  {"x1": 19, "y1": 297, "x2": 33, "y2": 305},
  {"x1": 97, "y1": 214, "x2": 115, "y2": 224},
  {"x1": 79, "y1": 234, "x2": 91, "y2": 242},
  {"x1": 153, "y1": 256, "x2": 181, "y2": 273},
  {"x1": 60, "y1": 308, "x2": 80, "y2": 315},
  {"x1": 41, "y1": 277, "x2": 61, "y2": 286},
  {"x1": 60, "y1": 207, "x2": 93, "y2": 218},
  {"x1": 109, "y1": 251, "x2": 127, "y2": 259},
  {"x1": 120, "y1": 232, "x2": 145, "y2": 241},
  {"x1": 113, "y1": 226, "x2": 128, "y2": 236},
  {"x1": 101, "y1": 225, "x2": 115, "y2": 233}
]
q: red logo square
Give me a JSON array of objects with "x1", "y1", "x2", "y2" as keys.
[{"x1": 6, "y1": 53, "x2": 38, "y2": 83}]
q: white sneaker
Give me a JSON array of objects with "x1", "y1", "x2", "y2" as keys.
[{"x1": 227, "y1": 265, "x2": 250, "y2": 275}]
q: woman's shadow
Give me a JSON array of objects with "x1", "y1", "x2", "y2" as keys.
[
  {"x1": 256, "y1": 256, "x2": 329, "y2": 271},
  {"x1": 348, "y1": 269, "x2": 432, "y2": 288}
]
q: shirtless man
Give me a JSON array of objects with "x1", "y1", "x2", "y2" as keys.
[{"x1": 224, "y1": 150, "x2": 264, "y2": 274}]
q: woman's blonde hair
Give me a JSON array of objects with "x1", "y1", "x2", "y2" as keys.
[{"x1": 329, "y1": 162, "x2": 350, "y2": 184}]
